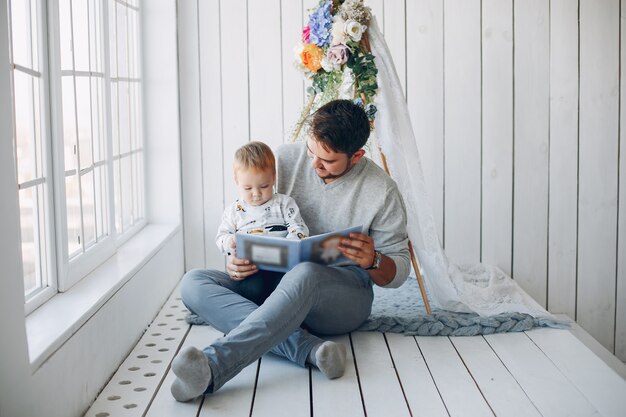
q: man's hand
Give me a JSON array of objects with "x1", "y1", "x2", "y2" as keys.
[
  {"x1": 226, "y1": 238, "x2": 258, "y2": 280},
  {"x1": 337, "y1": 232, "x2": 376, "y2": 269}
]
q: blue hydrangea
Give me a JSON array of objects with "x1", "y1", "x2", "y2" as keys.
[
  {"x1": 308, "y1": 1, "x2": 333, "y2": 48},
  {"x1": 364, "y1": 103, "x2": 377, "y2": 119}
]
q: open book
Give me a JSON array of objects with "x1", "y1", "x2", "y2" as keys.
[{"x1": 235, "y1": 225, "x2": 363, "y2": 273}]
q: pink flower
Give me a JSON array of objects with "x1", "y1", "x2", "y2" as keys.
[
  {"x1": 327, "y1": 44, "x2": 350, "y2": 66},
  {"x1": 302, "y1": 26, "x2": 311, "y2": 44}
]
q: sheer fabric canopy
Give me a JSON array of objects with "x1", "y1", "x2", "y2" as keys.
[{"x1": 368, "y1": 18, "x2": 550, "y2": 318}]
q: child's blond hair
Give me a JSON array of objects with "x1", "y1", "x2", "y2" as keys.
[{"x1": 234, "y1": 141, "x2": 276, "y2": 175}]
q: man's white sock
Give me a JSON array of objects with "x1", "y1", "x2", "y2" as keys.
[
  {"x1": 308, "y1": 341, "x2": 347, "y2": 379},
  {"x1": 170, "y1": 346, "x2": 212, "y2": 402}
]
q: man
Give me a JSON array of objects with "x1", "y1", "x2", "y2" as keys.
[{"x1": 171, "y1": 99, "x2": 410, "y2": 402}]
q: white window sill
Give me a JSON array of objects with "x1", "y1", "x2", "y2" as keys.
[{"x1": 26, "y1": 222, "x2": 181, "y2": 371}]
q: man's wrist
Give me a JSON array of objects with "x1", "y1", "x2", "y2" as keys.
[{"x1": 366, "y1": 250, "x2": 382, "y2": 270}]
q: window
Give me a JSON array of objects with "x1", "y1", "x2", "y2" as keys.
[
  {"x1": 9, "y1": 0, "x2": 56, "y2": 309},
  {"x1": 8, "y1": 0, "x2": 145, "y2": 313},
  {"x1": 109, "y1": 0, "x2": 144, "y2": 236}
]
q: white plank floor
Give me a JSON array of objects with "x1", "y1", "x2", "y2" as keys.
[{"x1": 85, "y1": 286, "x2": 626, "y2": 417}]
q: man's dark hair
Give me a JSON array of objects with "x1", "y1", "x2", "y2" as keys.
[{"x1": 309, "y1": 99, "x2": 370, "y2": 155}]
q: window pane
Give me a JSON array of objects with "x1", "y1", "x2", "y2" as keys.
[
  {"x1": 75, "y1": 76, "x2": 93, "y2": 169},
  {"x1": 81, "y1": 170, "x2": 96, "y2": 247},
  {"x1": 66, "y1": 174, "x2": 81, "y2": 257},
  {"x1": 10, "y1": 0, "x2": 32, "y2": 68},
  {"x1": 131, "y1": 151, "x2": 137, "y2": 218},
  {"x1": 129, "y1": 81, "x2": 140, "y2": 151},
  {"x1": 116, "y1": 4, "x2": 128, "y2": 78},
  {"x1": 128, "y1": 8, "x2": 137, "y2": 78},
  {"x1": 71, "y1": 0, "x2": 90, "y2": 72},
  {"x1": 33, "y1": 74, "x2": 43, "y2": 178},
  {"x1": 59, "y1": 0, "x2": 73, "y2": 70},
  {"x1": 94, "y1": 165, "x2": 108, "y2": 240},
  {"x1": 34, "y1": 183, "x2": 48, "y2": 288},
  {"x1": 132, "y1": 151, "x2": 143, "y2": 221},
  {"x1": 121, "y1": 155, "x2": 132, "y2": 229},
  {"x1": 110, "y1": 1, "x2": 144, "y2": 235},
  {"x1": 113, "y1": 158, "x2": 121, "y2": 232},
  {"x1": 118, "y1": 81, "x2": 130, "y2": 154},
  {"x1": 108, "y1": 0, "x2": 117, "y2": 77},
  {"x1": 19, "y1": 183, "x2": 48, "y2": 297},
  {"x1": 128, "y1": 80, "x2": 136, "y2": 151},
  {"x1": 92, "y1": 77, "x2": 105, "y2": 162},
  {"x1": 137, "y1": 151, "x2": 144, "y2": 219},
  {"x1": 89, "y1": 0, "x2": 102, "y2": 72},
  {"x1": 110, "y1": 82, "x2": 119, "y2": 156},
  {"x1": 61, "y1": 76, "x2": 77, "y2": 172},
  {"x1": 29, "y1": 0, "x2": 39, "y2": 71},
  {"x1": 13, "y1": 70, "x2": 36, "y2": 184},
  {"x1": 19, "y1": 186, "x2": 37, "y2": 293},
  {"x1": 134, "y1": 82, "x2": 142, "y2": 150},
  {"x1": 10, "y1": 0, "x2": 53, "y2": 305}
]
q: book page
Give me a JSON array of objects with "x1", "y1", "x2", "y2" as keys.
[
  {"x1": 300, "y1": 225, "x2": 363, "y2": 266},
  {"x1": 236, "y1": 233, "x2": 301, "y2": 273}
]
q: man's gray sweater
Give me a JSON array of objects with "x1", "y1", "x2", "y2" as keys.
[{"x1": 276, "y1": 142, "x2": 410, "y2": 288}]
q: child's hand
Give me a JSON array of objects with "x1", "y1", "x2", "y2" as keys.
[
  {"x1": 227, "y1": 253, "x2": 257, "y2": 281},
  {"x1": 226, "y1": 235, "x2": 257, "y2": 280}
]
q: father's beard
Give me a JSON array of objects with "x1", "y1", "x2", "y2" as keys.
[{"x1": 316, "y1": 160, "x2": 356, "y2": 183}]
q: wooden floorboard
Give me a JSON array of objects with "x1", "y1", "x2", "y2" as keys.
[
  {"x1": 417, "y1": 336, "x2": 495, "y2": 417},
  {"x1": 525, "y1": 328, "x2": 626, "y2": 417},
  {"x1": 251, "y1": 351, "x2": 311, "y2": 417},
  {"x1": 310, "y1": 334, "x2": 364, "y2": 417},
  {"x1": 85, "y1": 288, "x2": 626, "y2": 417},
  {"x1": 485, "y1": 332, "x2": 602, "y2": 417},
  {"x1": 384, "y1": 333, "x2": 449, "y2": 417},
  {"x1": 198, "y1": 355, "x2": 259, "y2": 417},
  {"x1": 450, "y1": 335, "x2": 541, "y2": 417},
  {"x1": 351, "y1": 332, "x2": 412, "y2": 417}
]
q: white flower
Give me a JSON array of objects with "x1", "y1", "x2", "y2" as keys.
[
  {"x1": 321, "y1": 56, "x2": 339, "y2": 72},
  {"x1": 331, "y1": 16, "x2": 347, "y2": 45},
  {"x1": 344, "y1": 20, "x2": 365, "y2": 42},
  {"x1": 339, "y1": 0, "x2": 372, "y2": 26},
  {"x1": 338, "y1": 68, "x2": 356, "y2": 99}
]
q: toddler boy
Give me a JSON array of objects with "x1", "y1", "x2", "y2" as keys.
[{"x1": 216, "y1": 141, "x2": 309, "y2": 255}]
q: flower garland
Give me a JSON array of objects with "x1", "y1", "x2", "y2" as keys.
[{"x1": 292, "y1": 0, "x2": 378, "y2": 141}]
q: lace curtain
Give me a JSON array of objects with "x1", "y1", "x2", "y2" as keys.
[{"x1": 368, "y1": 18, "x2": 551, "y2": 318}]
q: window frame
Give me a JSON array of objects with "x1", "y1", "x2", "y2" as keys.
[
  {"x1": 8, "y1": 0, "x2": 58, "y2": 314},
  {"x1": 7, "y1": 0, "x2": 147, "y2": 312},
  {"x1": 50, "y1": 0, "x2": 118, "y2": 292},
  {"x1": 109, "y1": 0, "x2": 146, "y2": 241}
]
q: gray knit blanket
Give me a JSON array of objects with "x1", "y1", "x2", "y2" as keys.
[
  {"x1": 357, "y1": 277, "x2": 569, "y2": 336},
  {"x1": 186, "y1": 276, "x2": 569, "y2": 335}
]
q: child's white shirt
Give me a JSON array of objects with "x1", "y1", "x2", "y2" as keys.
[{"x1": 216, "y1": 193, "x2": 309, "y2": 254}]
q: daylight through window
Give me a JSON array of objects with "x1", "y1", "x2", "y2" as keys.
[{"x1": 7, "y1": 0, "x2": 145, "y2": 311}]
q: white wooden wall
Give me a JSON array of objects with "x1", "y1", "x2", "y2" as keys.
[{"x1": 177, "y1": 0, "x2": 626, "y2": 361}]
